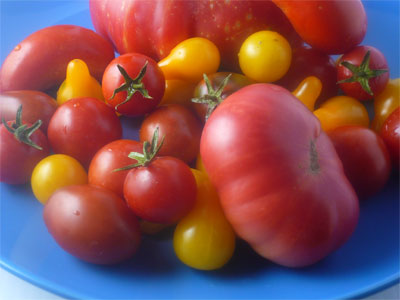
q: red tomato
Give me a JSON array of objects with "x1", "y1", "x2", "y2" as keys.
[
  {"x1": 0, "y1": 25, "x2": 114, "y2": 92},
  {"x1": 200, "y1": 83, "x2": 359, "y2": 268},
  {"x1": 90, "y1": 0, "x2": 302, "y2": 71},
  {"x1": 380, "y1": 107, "x2": 400, "y2": 169},
  {"x1": 272, "y1": 0, "x2": 367, "y2": 54},
  {"x1": 88, "y1": 139, "x2": 143, "y2": 198},
  {"x1": 43, "y1": 184, "x2": 141, "y2": 264},
  {"x1": 328, "y1": 126, "x2": 391, "y2": 200},
  {"x1": 337, "y1": 45, "x2": 389, "y2": 101},
  {"x1": 102, "y1": 53, "x2": 165, "y2": 117},
  {"x1": 0, "y1": 90, "x2": 57, "y2": 133},
  {"x1": 47, "y1": 97, "x2": 122, "y2": 168},
  {"x1": 139, "y1": 104, "x2": 203, "y2": 164}
]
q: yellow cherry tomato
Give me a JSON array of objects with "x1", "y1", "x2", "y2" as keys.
[
  {"x1": 31, "y1": 154, "x2": 88, "y2": 204},
  {"x1": 314, "y1": 95, "x2": 370, "y2": 132},
  {"x1": 173, "y1": 169, "x2": 236, "y2": 270},
  {"x1": 195, "y1": 155, "x2": 207, "y2": 174},
  {"x1": 292, "y1": 76, "x2": 322, "y2": 111},
  {"x1": 57, "y1": 59, "x2": 104, "y2": 105},
  {"x1": 238, "y1": 30, "x2": 292, "y2": 83},
  {"x1": 158, "y1": 37, "x2": 220, "y2": 83},
  {"x1": 159, "y1": 79, "x2": 197, "y2": 107},
  {"x1": 371, "y1": 78, "x2": 400, "y2": 133}
]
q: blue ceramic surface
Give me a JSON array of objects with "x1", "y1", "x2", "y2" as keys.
[{"x1": 0, "y1": 1, "x2": 399, "y2": 299}]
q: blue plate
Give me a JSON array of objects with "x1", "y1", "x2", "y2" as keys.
[{"x1": 1, "y1": 1, "x2": 399, "y2": 299}]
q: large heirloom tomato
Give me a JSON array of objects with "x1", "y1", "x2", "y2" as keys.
[
  {"x1": 200, "y1": 84, "x2": 359, "y2": 268},
  {"x1": 89, "y1": 0, "x2": 301, "y2": 71}
]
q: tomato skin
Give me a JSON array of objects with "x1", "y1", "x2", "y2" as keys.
[
  {"x1": 124, "y1": 156, "x2": 197, "y2": 224},
  {"x1": 0, "y1": 90, "x2": 58, "y2": 133},
  {"x1": 328, "y1": 126, "x2": 391, "y2": 200},
  {"x1": 139, "y1": 105, "x2": 203, "y2": 164},
  {"x1": 102, "y1": 53, "x2": 165, "y2": 117},
  {"x1": 0, "y1": 25, "x2": 115, "y2": 92},
  {"x1": 0, "y1": 121, "x2": 49, "y2": 184},
  {"x1": 272, "y1": 0, "x2": 366, "y2": 55},
  {"x1": 200, "y1": 83, "x2": 359, "y2": 267},
  {"x1": 380, "y1": 107, "x2": 400, "y2": 169},
  {"x1": 88, "y1": 139, "x2": 143, "y2": 198},
  {"x1": 337, "y1": 46, "x2": 389, "y2": 101},
  {"x1": 43, "y1": 184, "x2": 141, "y2": 265},
  {"x1": 47, "y1": 97, "x2": 122, "y2": 168}
]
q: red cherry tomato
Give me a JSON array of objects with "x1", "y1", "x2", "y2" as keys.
[
  {"x1": 380, "y1": 107, "x2": 400, "y2": 169},
  {"x1": 43, "y1": 184, "x2": 141, "y2": 264},
  {"x1": 328, "y1": 126, "x2": 391, "y2": 200},
  {"x1": 102, "y1": 53, "x2": 165, "y2": 117},
  {"x1": 47, "y1": 97, "x2": 122, "y2": 168}
]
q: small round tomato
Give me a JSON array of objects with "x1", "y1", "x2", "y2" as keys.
[
  {"x1": 337, "y1": 45, "x2": 389, "y2": 101},
  {"x1": 380, "y1": 107, "x2": 400, "y2": 169},
  {"x1": 139, "y1": 104, "x2": 203, "y2": 164},
  {"x1": 44, "y1": 184, "x2": 141, "y2": 265},
  {"x1": 328, "y1": 126, "x2": 391, "y2": 200},
  {"x1": 238, "y1": 30, "x2": 292, "y2": 83},
  {"x1": 102, "y1": 53, "x2": 165, "y2": 117},
  {"x1": 47, "y1": 97, "x2": 122, "y2": 168},
  {"x1": 159, "y1": 79, "x2": 197, "y2": 107},
  {"x1": 31, "y1": 154, "x2": 88, "y2": 204}
]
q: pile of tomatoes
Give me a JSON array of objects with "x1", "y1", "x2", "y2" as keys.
[{"x1": 0, "y1": 0, "x2": 399, "y2": 270}]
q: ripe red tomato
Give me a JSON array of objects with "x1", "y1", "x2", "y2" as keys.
[
  {"x1": 200, "y1": 83, "x2": 359, "y2": 267},
  {"x1": 337, "y1": 45, "x2": 389, "y2": 101},
  {"x1": 380, "y1": 107, "x2": 400, "y2": 169},
  {"x1": 102, "y1": 53, "x2": 165, "y2": 117},
  {"x1": 88, "y1": 139, "x2": 143, "y2": 198},
  {"x1": 139, "y1": 104, "x2": 203, "y2": 164},
  {"x1": 43, "y1": 184, "x2": 141, "y2": 264},
  {"x1": 327, "y1": 126, "x2": 391, "y2": 200},
  {"x1": 47, "y1": 97, "x2": 122, "y2": 168}
]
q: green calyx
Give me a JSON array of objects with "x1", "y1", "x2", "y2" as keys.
[
  {"x1": 191, "y1": 73, "x2": 232, "y2": 121},
  {"x1": 110, "y1": 61, "x2": 153, "y2": 112},
  {"x1": 2, "y1": 105, "x2": 43, "y2": 150},
  {"x1": 113, "y1": 127, "x2": 164, "y2": 172},
  {"x1": 338, "y1": 50, "x2": 388, "y2": 96}
]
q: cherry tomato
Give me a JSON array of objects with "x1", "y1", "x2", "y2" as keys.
[
  {"x1": 160, "y1": 79, "x2": 197, "y2": 108},
  {"x1": 380, "y1": 107, "x2": 400, "y2": 169},
  {"x1": 47, "y1": 97, "x2": 122, "y2": 168},
  {"x1": 174, "y1": 169, "x2": 236, "y2": 270},
  {"x1": 43, "y1": 184, "x2": 141, "y2": 265},
  {"x1": 291, "y1": 76, "x2": 322, "y2": 111},
  {"x1": 238, "y1": 30, "x2": 292, "y2": 83},
  {"x1": 328, "y1": 126, "x2": 391, "y2": 200},
  {"x1": 337, "y1": 45, "x2": 389, "y2": 101},
  {"x1": 102, "y1": 53, "x2": 165, "y2": 117},
  {"x1": 31, "y1": 154, "x2": 88, "y2": 204},
  {"x1": 140, "y1": 104, "x2": 202, "y2": 164}
]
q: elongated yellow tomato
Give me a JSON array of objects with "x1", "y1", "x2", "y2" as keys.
[
  {"x1": 173, "y1": 169, "x2": 236, "y2": 270},
  {"x1": 57, "y1": 59, "x2": 104, "y2": 105},
  {"x1": 158, "y1": 38, "x2": 220, "y2": 83},
  {"x1": 314, "y1": 95, "x2": 370, "y2": 132},
  {"x1": 31, "y1": 154, "x2": 88, "y2": 204},
  {"x1": 292, "y1": 76, "x2": 322, "y2": 111}
]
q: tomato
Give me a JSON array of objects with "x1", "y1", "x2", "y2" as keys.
[
  {"x1": 88, "y1": 139, "x2": 143, "y2": 198},
  {"x1": 327, "y1": 126, "x2": 391, "y2": 200},
  {"x1": 43, "y1": 184, "x2": 141, "y2": 265},
  {"x1": 0, "y1": 25, "x2": 114, "y2": 92},
  {"x1": 380, "y1": 107, "x2": 400, "y2": 169},
  {"x1": 174, "y1": 169, "x2": 236, "y2": 270},
  {"x1": 160, "y1": 80, "x2": 197, "y2": 108},
  {"x1": 90, "y1": 0, "x2": 302, "y2": 71},
  {"x1": 291, "y1": 76, "x2": 322, "y2": 111},
  {"x1": 102, "y1": 53, "x2": 165, "y2": 117},
  {"x1": 238, "y1": 31, "x2": 292, "y2": 83},
  {"x1": 0, "y1": 107, "x2": 49, "y2": 184},
  {"x1": 272, "y1": 0, "x2": 367, "y2": 54},
  {"x1": 337, "y1": 46, "x2": 389, "y2": 101},
  {"x1": 31, "y1": 154, "x2": 88, "y2": 204},
  {"x1": 47, "y1": 97, "x2": 122, "y2": 168},
  {"x1": 313, "y1": 96, "x2": 370, "y2": 132},
  {"x1": 276, "y1": 45, "x2": 338, "y2": 105},
  {"x1": 200, "y1": 83, "x2": 359, "y2": 267},
  {"x1": 139, "y1": 104, "x2": 203, "y2": 163},
  {"x1": 158, "y1": 37, "x2": 220, "y2": 83},
  {"x1": 0, "y1": 90, "x2": 57, "y2": 133}
]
